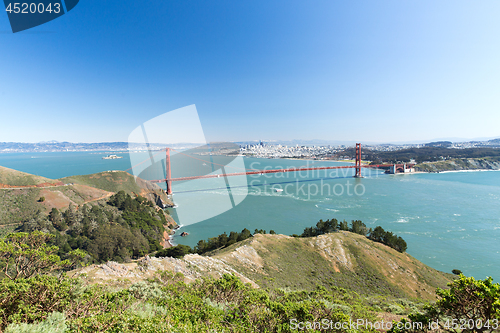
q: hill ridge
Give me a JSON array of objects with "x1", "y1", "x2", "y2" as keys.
[
  {"x1": 211, "y1": 232, "x2": 452, "y2": 300},
  {"x1": 0, "y1": 165, "x2": 56, "y2": 186},
  {"x1": 74, "y1": 231, "x2": 452, "y2": 301},
  {"x1": 0, "y1": 167, "x2": 172, "y2": 226}
]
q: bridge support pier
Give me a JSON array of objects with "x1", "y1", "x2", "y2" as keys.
[
  {"x1": 354, "y1": 143, "x2": 363, "y2": 178},
  {"x1": 165, "y1": 148, "x2": 172, "y2": 195}
]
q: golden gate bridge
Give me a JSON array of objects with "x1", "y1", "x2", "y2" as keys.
[{"x1": 128, "y1": 143, "x2": 413, "y2": 194}]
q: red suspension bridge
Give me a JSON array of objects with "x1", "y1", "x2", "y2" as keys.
[{"x1": 140, "y1": 143, "x2": 413, "y2": 194}]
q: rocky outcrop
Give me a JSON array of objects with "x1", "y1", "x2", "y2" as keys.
[
  {"x1": 415, "y1": 158, "x2": 500, "y2": 172},
  {"x1": 72, "y1": 254, "x2": 258, "y2": 287}
]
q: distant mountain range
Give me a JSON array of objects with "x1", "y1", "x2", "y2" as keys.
[
  {"x1": 0, "y1": 142, "x2": 201, "y2": 153},
  {"x1": 1, "y1": 137, "x2": 500, "y2": 152}
]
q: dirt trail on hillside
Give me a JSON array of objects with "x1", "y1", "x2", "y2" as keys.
[
  {"x1": 82, "y1": 192, "x2": 114, "y2": 205},
  {"x1": 0, "y1": 182, "x2": 65, "y2": 190},
  {"x1": 0, "y1": 222, "x2": 21, "y2": 228}
]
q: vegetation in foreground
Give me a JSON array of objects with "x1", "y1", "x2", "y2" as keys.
[
  {"x1": 388, "y1": 274, "x2": 500, "y2": 333},
  {"x1": 0, "y1": 231, "x2": 499, "y2": 332}
]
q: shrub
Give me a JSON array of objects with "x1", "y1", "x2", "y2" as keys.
[
  {"x1": 0, "y1": 275, "x2": 74, "y2": 330},
  {"x1": 389, "y1": 274, "x2": 500, "y2": 333},
  {"x1": 5, "y1": 312, "x2": 67, "y2": 333},
  {"x1": 0, "y1": 231, "x2": 85, "y2": 280},
  {"x1": 128, "y1": 281, "x2": 165, "y2": 300}
]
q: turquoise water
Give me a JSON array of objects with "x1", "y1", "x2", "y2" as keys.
[
  {"x1": 1, "y1": 152, "x2": 499, "y2": 280},
  {"x1": 0, "y1": 151, "x2": 133, "y2": 179}
]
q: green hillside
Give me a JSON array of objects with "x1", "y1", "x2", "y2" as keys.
[
  {"x1": 0, "y1": 169, "x2": 172, "y2": 226},
  {"x1": 0, "y1": 187, "x2": 43, "y2": 225},
  {"x1": 211, "y1": 232, "x2": 453, "y2": 301},
  {"x1": 59, "y1": 171, "x2": 145, "y2": 193},
  {"x1": 60, "y1": 171, "x2": 172, "y2": 207},
  {"x1": 0, "y1": 165, "x2": 55, "y2": 186},
  {"x1": 76, "y1": 230, "x2": 453, "y2": 301}
]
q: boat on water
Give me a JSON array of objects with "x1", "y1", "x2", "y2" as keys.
[
  {"x1": 274, "y1": 188, "x2": 283, "y2": 193},
  {"x1": 102, "y1": 154, "x2": 123, "y2": 160}
]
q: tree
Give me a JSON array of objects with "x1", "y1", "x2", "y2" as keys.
[
  {"x1": 301, "y1": 227, "x2": 315, "y2": 237},
  {"x1": 369, "y1": 226, "x2": 385, "y2": 242},
  {"x1": 49, "y1": 208, "x2": 60, "y2": 222},
  {"x1": 49, "y1": 208, "x2": 66, "y2": 231},
  {"x1": 0, "y1": 232, "x2": 85, "y2": 280},
  {"x1": 156, "y1": 244, "x2": 192, "y2": 258},
  {"x1": 394, "y1": 236, "x2": 407, "y2": 253},
  {"x1": 228, "y1": 231, "x2": 239, "y2": 245},
  {"x1": 63, "y1": 204, "x2": 77, "y2": 227},
  {"x1": 350, "y1": 220, "x2": 368, "y2": 235},
  {"x1": 237, "y1": 228, "x2": 252, "y2": 241},
  {"x1": 339, "y1": 220, "x2": 349, "y2": 231},
  {"x1": 218, "y1": 233, "x2": 229, "y2": 247}
]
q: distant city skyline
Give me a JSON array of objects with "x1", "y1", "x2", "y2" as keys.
[
  {"x1": 2, "y1": 135, "x2": 500, "y2": 146},
  {"x1": 2, "y1": 1, "x2": 500, "y2": 144}
]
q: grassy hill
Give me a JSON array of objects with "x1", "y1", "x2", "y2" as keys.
[
  {"x1": 0, "y1": 165, "x2": 55, "y2": 186},
  {"x1": 60, "y1": 171, "x2": 145, "y2": 193},
  {"x1": 59, "y1": 171, "x2": 172, "y2": 207},
  {"x1": 0, "y1": 168, "x2": 172, "y2": 226},
  {"x1": 62, "y1": 230, "x2": 456, "y2": 332},
  {"x1": 0, "y1": 184, "x2": 112, "y2": 225},
  {"x1": 210, "y1": 232, "x2": 452, "y2": 301},
  {"x1": 75, "y1": 231, "x2": 452, "y2": 302}
]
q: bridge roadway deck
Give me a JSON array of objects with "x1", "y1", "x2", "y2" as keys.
[{"x1": 150, "y1": 164, "x2": 397, "y2": 183}]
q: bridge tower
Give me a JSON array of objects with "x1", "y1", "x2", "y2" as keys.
[
  {"x1": 165, "y1": 148, "x2": 172, "y2": 195},
  {"x1": 354, "y1": 143, "x2": 362, "y2": 178}
]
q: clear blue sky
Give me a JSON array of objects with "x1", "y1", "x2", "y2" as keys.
[{"x1": 1, "y1": 0, "x2": 500, "y2": 143}]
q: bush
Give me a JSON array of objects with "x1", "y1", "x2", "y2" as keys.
[
  {"x1": 0, "y1": 275, "x2": 74, "y2": 330},
  {"x1": 128, "y1": 281, "x2": 165, "y2": 300},
  {"x1": 389, "y1": 274, "x2": 500, "y2": 333},
  {"x1": 5, "y1": 312, "x2": 67, "y2": 333},
  {"x1": 0, "y1": 231, "x2": 85, "y2": 280}
]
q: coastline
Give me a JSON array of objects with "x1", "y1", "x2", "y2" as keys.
[
  {"x1": 435, "y1": 169, "x2": 500, "y2": 174},
  {"x1": 380, "y1": 168, "x2": 500, "y2": 175},
  {"x1": 243, "y1": 155, "x2": 500, "y2": 175}
]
